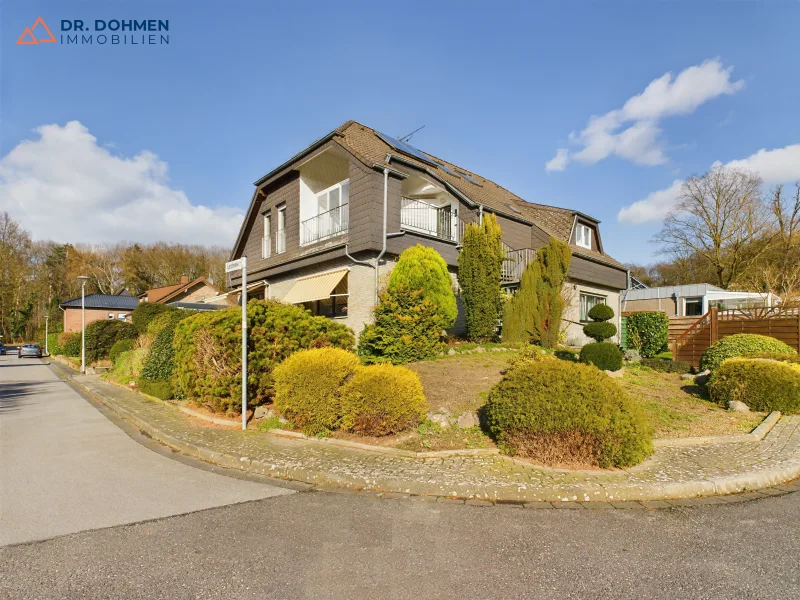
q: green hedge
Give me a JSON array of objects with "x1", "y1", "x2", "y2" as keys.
[
  {"x1": 173, "y1": 300, "x2": 354, "y2": 415},
  {"x1": 484, "y1": 360, "x2": 653, "y2": 468},
  {"x1": 707, "y1": 358, "x2": 800, "y2": 413},
  {"x1": 357, "y1": 286, "x2": 443, "y2": 364},
  {"x1": 588, "y1": 304, "x2": 615, "y2": 322},
  {"x1": 140, "y1": 310, "x2": 197, "y2": 382},
  {"x1": 110, "y1": 339, "x2": 135, "y2": 363},
  {"x1": 58, "y1": 332, "x2": 81, "y2": 357},
  {"x1": 85, "y1": 320, "x2": 138, "y2": 363},
  {"x1": 744, "y1": 352, "x2": 800, "y2": 364},
  {"x1": 640, "y1": 358, "x2": 691, "y2": 373},
  {"x1": 580, "y1": 342, "x2": 623, "y2": 371},
  {"x1": 138, "y1": 379, "x2": 174, "y2": 401},
  {"x1": 583, "y1": 322, "x2": 617, "y2": 343},
  {"x1": 700, "y1": 334, "x2": 796, "y2": 371},
  {"x1": 626, "y1": 312, "x2": 669, "y2": 358},
  {"x1": 46, "y1": 332, "x2": 62, "y2": 355},
  {"x1": 131, "y1": 302, "x2": 174, "y2": 334}
]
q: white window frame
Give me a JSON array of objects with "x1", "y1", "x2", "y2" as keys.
[
  {"x1": 275, "y1": 205, "x2": 286, "y2": 254},
  {"x1": 117, "y1": 313, "x2": 127, "y2": 320},
  {"x1": 576, "y1": 223, "x2": 592, "y2": 249},
  {"x1": 262, "y1": 213, "x2": 272, "y2": 259},
  {"x1": 579, "y1": 293, "x2": 606, "y2": 322},
  {"x1": 107, "y1": 313, "x2": 114, "y2": 320},
  {"x1": 315, "y1": 179, "x2": 349, "y2": 215}
]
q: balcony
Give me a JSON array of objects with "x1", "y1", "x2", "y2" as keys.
[
  {"x1": 502, "y1": 247, "x2": 535, "y2": 284},
  {"x1": 301, "y1": 203, "x2": 349, "y2": 246},
  {"x1": 400, "y1": 198, "x2": 456, "y2": 242}
]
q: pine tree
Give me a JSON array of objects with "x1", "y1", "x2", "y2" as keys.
[
  {"x1": 388, "y1": 244, "x2": 458, "y2": 329},
  {"x1": 502, "y1": 237, "x2": 571, "y2": 347},
  {"x1": 457, "y1": 214, "x2": 504, "y2": 340}
]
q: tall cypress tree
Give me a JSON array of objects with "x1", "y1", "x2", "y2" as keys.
[
  {"x1": 457, "y1": 214, "x2": 504, "y2": 340},
  {"x1": 502, "y1": 237, "x2": 571, "y2": 347}
]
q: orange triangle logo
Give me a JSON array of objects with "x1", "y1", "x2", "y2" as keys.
[
  {"x1": 17, "y1": 17, "x2": 56, "y2": 45},
  {"x1": 17, "y1": 27, "x2": 38, "y2": 45},
  {"x1": 31, "y1": 17, "x2": 56, "y2": 43}
]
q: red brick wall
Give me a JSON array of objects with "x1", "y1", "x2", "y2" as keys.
[{"x1": 63, "y1": 307, "x2": 133, "y2": 333}]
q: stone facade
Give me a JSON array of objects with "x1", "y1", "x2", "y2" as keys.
[{"x1": 63, "y1": 307, "x2": 132, "y2": 333}]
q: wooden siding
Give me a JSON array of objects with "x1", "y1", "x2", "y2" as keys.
[{"x1": 569, "y1": 255, "x2": 627, "y2": 290}]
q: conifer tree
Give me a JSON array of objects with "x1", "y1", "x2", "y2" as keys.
[
  {"x1": 457, "y1": 214, "x2": 504, "y2": 340},
  {"x1": 388, "y1": 244, "x2": 457, "y2": 329}
]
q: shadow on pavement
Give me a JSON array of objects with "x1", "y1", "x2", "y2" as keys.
[{"x1": 0, "y1": 381, "x2": 50, "y2": 414}]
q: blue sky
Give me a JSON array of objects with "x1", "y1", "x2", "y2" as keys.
[{"x1": 2, "y1": 0, "x2": 799, "y2": 263}]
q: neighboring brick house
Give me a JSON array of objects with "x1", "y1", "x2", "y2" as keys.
[
  {"x1": 59, "y1": 293, "x2": 138, "y2": 333},
  {"x1": 228, "y1": 120, "x2": 629, "y2": 346},
  {"x1": 139, "y1": 276, "x2": 220, "y2": 305}
]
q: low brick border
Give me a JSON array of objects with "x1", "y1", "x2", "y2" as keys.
[{"x1": 48, "y1": 360, "x2": 800, "y2": 506}]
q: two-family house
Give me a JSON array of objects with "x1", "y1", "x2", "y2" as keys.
[{"x1": 228, "y1": 121, "x2": 629, "y2": 346}]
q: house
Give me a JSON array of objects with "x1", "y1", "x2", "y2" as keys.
[
  {"x1": 622, "y1": 284, "x2": 778, "y2": 317},
  {"x1": 139, "y1": 276, "x2": 220, "y2": 305},
  {"x1": 228, "y1": 120, "x2": 629, "y2": 346},
  {"x1": 59, "y1": 292, "x2": 139, "y2": 333}
]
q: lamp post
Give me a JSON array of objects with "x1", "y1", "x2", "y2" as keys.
[
  {"x1": 77, "y1": 276, "x2": 89, "y2": 374},
  {"x1": 44, "y1": 315, "x2": 49, "y2": 356}
]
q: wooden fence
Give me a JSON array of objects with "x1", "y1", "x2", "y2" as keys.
[{"x1": 673, "y1": 307, "x2": 800, "y2": 368}]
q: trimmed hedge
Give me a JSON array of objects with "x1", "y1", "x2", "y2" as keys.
[
  {"x1": 580, "y1": 342, "x2": 623, "y2": 371},
  {"x1": 110, "y1": 339, "x2": 135, "y2": 364},
  {"x1": 138, "y1": 379, "x2": 174, "y2": 401},
  {"x1": 707, "y1": 358, "x2": 800, "y2": 413},
  {"x1": 173, "y1": 300, "x2": 354, "y2": 415},
  {"x1": 46, "y1": 332, "x2": 62, "y2": 356},
  {"x1": 640, "y1": 358, "x2": 691, "y2": 374},
  {"x1": 131, "y1": 302, "x2": 174, "y2": 334},
  {"x1": 112, "y1": 348, "x2": 148, "y2": 383},
  {"x1": 273, "y1": 348, "x2": 360, "y2": 435},
  {"x1": 587, "y1": 304, "x2": 615, "y2": 322},
  {"x1": 340, "y1": 364, "x2": 428, "y2": 436},
  {"x1": 744, "y1": 352, "x2": 800, "y2": 365},
  {"x1": 357, "y1": 286, "x2": 443, "y2": 364},
  {"x1": 626, "y1": 312, "x2": 669, "y2": 358},
  {"x1": 700, "y1": 334, "x2": 796, "y2": 371},
  {"x1": 583, "y1": 321, "x2": 617, "y2": 343},
  {"x1": 388, "y1": 244, "x2": 457, "y2": 329},
  {"x1": 58, "y1": 332, "x2": 81, "y2": 357},
  {"x1": 85, "y1": 320, "x2": 138, "y2": 363},
  {"x1": 140, "y1": 310, "x2": 197, "y2": 382},
  {"x1": 484, "y1": 360, "x2": 653, "y2": 468}
]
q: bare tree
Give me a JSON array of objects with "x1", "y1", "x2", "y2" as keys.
[{"x1": 654, "y1": 166, "x2": 775, "y2": 289}]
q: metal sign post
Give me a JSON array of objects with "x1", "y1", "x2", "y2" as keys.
[{"x1": 225, "y1": 257, "x2": 248, "y2": 430}]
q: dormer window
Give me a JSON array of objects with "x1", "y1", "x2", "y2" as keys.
[{"x1": 576, "y1": 223, "x2": 592, "y2": 249}]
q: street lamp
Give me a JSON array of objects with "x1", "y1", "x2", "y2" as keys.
[
  {"x1": 77, "y1": 276, "x2": 89, "y2": 374},
  {"x1": 44, "y1": 315, "x2": 49, "y2": 357}
]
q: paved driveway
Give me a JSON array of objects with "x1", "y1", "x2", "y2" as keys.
[{"x1": 0, "y1": 355, "x2": 292, "y2": 547}]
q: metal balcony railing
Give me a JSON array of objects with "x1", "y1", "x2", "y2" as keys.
[
  {"x1": 502, "y1": 247, "x2": 535, "y2": 284},
  {"x1": 275, "y1": 229, "x2": 286, "y2": 254},
  {"x1": 400, "y1": 198, "x2": 456, "y2": 241},
  {"x1": 301, "y1": 204, "x2": 349, "y2": 246}
]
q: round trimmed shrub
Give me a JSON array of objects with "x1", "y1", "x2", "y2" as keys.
[
  {"x1": 707, "y1": 358, "x2": 800, "y2": 413},
  {"x1": 340, "y1": 364, "x2": 428, "y2": 436},
  {"x1": 85, "y1": 320, "x2": 138, "y2": 363},
  {"x1": 700, "y1": 334, "x2": 796, "y2": 371},
  {"x1": 273, "y1": 348, "x2": 360, "y2": 434},
  {"x1": 484, "y1": 360, "x2": 653, "y2": 468},
  {"x1": 626, "y1": 312, "x2": 669, "y2": 358},
  {"x1": 580, "y1": 342, "x2": 623, "y2": 371},
  {"x1": 744, "y1": 351, "x2": 800, "y2": 364},
  {"x1": 110, "y1": 339, "x2": 135, "y2": 364},
  {"x1": 583, "y1": 321, "x2": 617, "y2": 342},
  {"x1": 132, "y1": 302, "x2": 174, "y2": 334},
  {"x1": 388, "y1": 244, "x2": 457, "y2": 329},
  {"x1": 587, "y1": 304, "x2": 614, "y2": 322}
]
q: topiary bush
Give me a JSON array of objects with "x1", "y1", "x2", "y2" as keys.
[
  {"x1": 138, "y1": 379, "x2": 175, "y2": 401},
  {"x1": 587, "y1": 303, "x2": 615, "y2": 322},
  {"x1": 583, "y1": 321, "x2": 617, "y2": 342},
  {"x1": 640, "y1": 358, "x2": 691, "y2": 374},
  {"x1": 626, "y1": 312, "x2": 669, "y2": 358},
  {"x1": 483, "y1": 360, "x2": 653, "y2": 468},
  {"x1": 580, "y1": 342, "x2": 623, "y2": 371},
  {"x1": 700, "y1": 334, "x2": 796, "y2": 371},
  {"x1": 85, "y1": 320, "x2": 138, "y2": 363},
  {"x1": 140, "y1": 310, "x2": 197, "y2": 382},
  {"x1": 110, "y1": 339, "x2": 135, "y2": 364},
  {"x1": 273, "y1": 348, "x2": 360, "y2": 435},
  {"x1": 340, "y1": 364, "x2": 428, "y2": 436},
  {"x1": 707, "y1": 358, "x2": 800, "y2": 413},
  {"x1": 357, "y1": 285, "x2": 443, "y2": 364},
  {"x1": 388, "y1": 244, "x2": 457, "y2": 329},
  {"x1": 173, "y1": 300, "x2": 355, "y2": 415},
  {"x1": 131, "y1": 302, "x2": 174, "y2": 334},
  {"x1": 58, "y1": 332, "x2": 81, "y2": 357}
]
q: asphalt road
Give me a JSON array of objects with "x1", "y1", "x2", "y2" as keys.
[
  {"x1": 2, "y1": 356, "x2": 799, "y2": 599},
  {"x1": 0, "y1": 355, "x2": 292, "y2": 547}
]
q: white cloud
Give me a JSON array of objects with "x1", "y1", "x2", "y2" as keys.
[
  {"x1": 618, "y1": 144, "x2": 800, "y2": 224},
  {"x1": 554, "y1": 59, "x2": 744, "y2": 171},
  {"x1": 0, "y1": 121, "x2": 245, "y2": 246},
  {"x1": 545, "y1": 148, "x2": 569, "y2": 172}
]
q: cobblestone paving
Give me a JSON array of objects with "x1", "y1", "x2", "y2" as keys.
[{"x1": 73, "y1": 372, "x2": 800, "y2": 503}]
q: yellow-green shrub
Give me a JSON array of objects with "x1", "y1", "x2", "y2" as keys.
[
  {"x1": 112, "y1": 348, "x2": 148, "y2": 384},
  {"x1": 340, "y1": 364, "x2": 428, "y2": 436},
  {"x1": 707, "y1": 358, "x2": 800, "y2": 413},
  {"x1": 273, "y1": 348, "x2": 360, "y2": 434},
  {"x1": 484, "y1": 360, "x2": 653, "y2": 468}
]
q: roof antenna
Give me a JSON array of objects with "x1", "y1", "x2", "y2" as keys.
[{"x1": 399, "y1": 125, "x2": 425, "y2": 143}]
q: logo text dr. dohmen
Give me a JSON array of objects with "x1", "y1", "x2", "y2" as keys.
[{"x1": 60, "y1": 19, "x2": 169, "y2": 45}]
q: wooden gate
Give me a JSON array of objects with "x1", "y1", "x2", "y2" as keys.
[{"x1": 674, "y1": 307, "x2": 800, "y2": 369}]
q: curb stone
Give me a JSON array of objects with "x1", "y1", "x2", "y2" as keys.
[{"x1": 48, "y1": 361, "x2": 800, "y2": 509}]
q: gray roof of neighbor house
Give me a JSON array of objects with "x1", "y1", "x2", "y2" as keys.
[
  {"x1": 248, "y1": 120, "x2": 624, "y2": 269},
  {"x1": 60, "y1": 294, "x2": 140, "y2": 310},
  {"x1": 623, "y1": 284, "x2": 772, "y2": 301}
]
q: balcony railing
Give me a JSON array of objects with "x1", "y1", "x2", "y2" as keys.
[
  {"x1": 400, "y1": 198, "x2": 456, "y2": 242},
  {"x1": 502, "y1": 247, "x2": 535, "y2": 284},
  {"x1": 275, "y1": 229, "x2": 286, "y2": 254},
  {"x1": 301, "y1": 203, "x2": 349, "y2": 246}
]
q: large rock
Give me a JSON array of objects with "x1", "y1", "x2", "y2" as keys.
[
  {"x1": 604, "y1": 368, "x2": 625, "y2": 378},
  {"x1": 254, "y1": 406, "x2": 276, "y2": 420},
  {"x1": 447, "y1": 348, "x2": 456, "y2": 356},
  {"x1": 475, "y1": 346, "x2": 486, "y2": 353},
  {"x1": 728, "y1": 400, "x2": 750, "y2": 413},
  {"x1": 695, "y1": 369, "x2": 712, "y2": 386},
  {"x1": 457, "y1": 411, "x2": 478, "y2": 429}
]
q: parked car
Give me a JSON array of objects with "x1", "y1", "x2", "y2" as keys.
[
  {"x1": 18, "y1": 344, "x2": 42, "y2": 359},
  {"x1": 0, "y1": 342, "x2": 5, "y2": 355}
]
